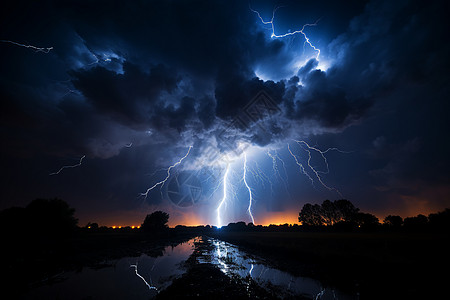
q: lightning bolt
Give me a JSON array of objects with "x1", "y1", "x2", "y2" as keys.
[
  {"x1": 267, "y1": 150, "x2": 290, "y2": 196},
  {"x1": 49, "y1": 155, "x2": 85, "y2": 176},
  {"x1": 267, "y1": 150, "x2": 281, "y2": 178},
  {"x1": 295, "y1": 140, "x2": 350, "y2": 174},
  {"x1": 87, "y1": 53, "x2": 112, "y2": 66},
  {"x1": 216, "y1": 163, "x2": 230, "y2": 228},
  {"x1": 1, "y1": 40, "x2": 53, "y2": 53},
  {"x1": 250, "y1": 5, "x2": 321, "y2": 59},
  {"x1": 247, "y1": 160, "x2": 274, "y2": 195},
  {"x1": 289, "y1": 140, "x2": 346, "y2": 197},
  {"x1": 287, "y1": 143, "x2": 315, "y2": 185},
  {"x1": 314, "y1": 288, "x2": 325, "y2": 300},
  {"x1": 141, "y1": 146, "x2": 192, "y2": 199},
  {"x1": 130, "y1": 263, "x2": 158, "y2": 291},
  {"x1": 295, "y1": 140, "x2": 345, "y2": 197},
  {"x1": 243, "y1": 152, "x2": 255, "y2": 224}
]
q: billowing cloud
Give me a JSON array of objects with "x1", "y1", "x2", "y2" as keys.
[{"x1": 1, "y1": 0, "x2": 449, "y2": 224}]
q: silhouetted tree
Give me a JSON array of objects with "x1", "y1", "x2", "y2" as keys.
[
  {"x1": 299, "y1": 199, "x2": 360, "y2": 226},
  {"x1": 428, "y1": 208, "x2": 450, "y2": 231},
  {"x1": 226, "y1": 221, "x2": 247, "y2": 231},
  {"x1": 404, "y1": 214, "x2": 428, "y2": 230},
  {"x1": 0, "y1": 207, "x2": 28, "y2": 237},
  {"x1": 383, "y1": 215, "x2": 403, "y2": 228},
  {"x1": 141, "y1": 211, "x2": 169, "y2": 233},
  {"x1": 299, "y1": 203, "x2": 323, "y2": 226},
  {"x1": 321, "y1": 200, "x2": 340, "y2": 225},
  {"x1": 334, "y1": 199, "x2": 360, "y2": 222},
  {"x1": 355, "y1": 212, "x2": 379, "y2": 228},
  {"x1": 26, "y1": 198, "x2": 78, "y2": 237},
  {"x1": 86, "y1": 222, "x2": 99, "y2": 229}
]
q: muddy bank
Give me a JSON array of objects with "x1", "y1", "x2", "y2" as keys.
[
  {"x1": 155, "y1": 236, "x2": 292, "y2": 300},
  {"x1": 3, "y1": 231, "x2": 197, "y2": 296},
  {"x1": 13, "y1": 231, "x2": 449, "y2": 299}
]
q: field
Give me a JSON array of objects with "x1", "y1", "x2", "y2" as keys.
[
  {"x1": 5, "y1": 228, "x2": 449, "y2": 299},
  {"x1": 210, "y1": 231, "x2": 449, "y2": 299}
]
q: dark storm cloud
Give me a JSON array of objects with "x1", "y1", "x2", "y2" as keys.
[
  {"x1": 215, "y1": 76, "x2": 285, "y2": 120},
  {"x1": 151, "y1": 96, "x2": 197, "y2": 132},
  {"x1": 291, "y1": 65, "x2": 372, "y2": 129},
  {"x1": 71, "y1": 62, "x2": 180, "y2": 126},
  {"x1": 1, "y1": 0, "x2": 447, "y2": 155},
  {"x1": 297, "y1": 59, "x2": 318, "y2": 77},
  {"x1": 0, "y1": 0, "x2": 374, "y2": 159},
  {"x1": 9, "y1": 0, "x2": 299, "y2": 155},
  {"x1": 1, "y1": 0, "x2": 450, "y2": 219},
  {"x1": 197, "y1": 95, "x2": 216, "y2": 129}
]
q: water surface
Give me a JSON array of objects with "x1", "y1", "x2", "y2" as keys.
[
  {"x1": 25, "y1": 236, "x2": 358, "y2": 299},
  {"x1": 200, "y1": 236, "x2": 357, "y2": 300},
  {"x1": 24, "y1": 238, "x2": 196, "y2": 300}
]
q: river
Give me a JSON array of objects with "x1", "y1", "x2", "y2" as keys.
[{"x1": 25, "y1": 236, "x2": 357, "y2": 299}]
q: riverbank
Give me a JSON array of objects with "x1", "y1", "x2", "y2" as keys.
[
  {"x1": 7, "y1": 230, "x2": 449, "y2": 299},
  {"x1": 155, "y1": 237, "x2": 284, "y2": 299},
  {"x1": 209, "y1": 231, "x2": 449, "y2": 299},
  {"x1": 1, "y1": 230, "x2": 197, "y2": 296}
]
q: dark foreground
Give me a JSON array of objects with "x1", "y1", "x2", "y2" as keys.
[
  {"x1": 1, "y1": 230, "x2": 196, "y2": 296},
  {"x1": 6, "y1": 230, "x2": 449, "y2": 299},
  {"x1": 155, "y1": 237, "x2": 283, "y2": 300},
  {"x1": 210, "y1": 231, "x2": 450, "y2": 299}
]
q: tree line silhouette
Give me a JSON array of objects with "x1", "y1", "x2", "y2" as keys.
[
  {"x1": 1, "y1": 198, "x2": 447, "y2": 299},
  {"x1": 298, "y1": 199, "x2": 450, "y2": 232},
  {"x1": 0, "y1": 198, "x2": 78, "y2": 239},
  {"x1": 211, "y1": 199, "x2": 449, "y2": 232},
  {"x1": 194, "y1": 199, "x2": 449, "y2": 233},
  {"x1": 1, "y1": 198, "x2": 449, "y2": 235}
]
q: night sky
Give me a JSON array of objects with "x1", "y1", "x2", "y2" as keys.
[{"x1": 1, "y1": 0, "x2": 449, "y2": 227}]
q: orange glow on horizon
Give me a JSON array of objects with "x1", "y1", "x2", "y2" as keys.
[
  {"x1": 109, "y1": 225, "x2": 140, "y2": 228},
  {"x1": 167, "y1": 211, "x2": 206, "y2": 227},
  {"x1": 98, "y1": 209, "x2": 301, "y2": 228},
  {"x1": 82, "y1": 197, "x2": 449, "y2": 229},
  {"x1": 256, "y1": 210, "x2": 299, "y2": 226}
]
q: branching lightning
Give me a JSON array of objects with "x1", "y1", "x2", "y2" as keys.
[
  {"x1": 1, "y1": 40, "x2": 53, "y2": 53},
  {"x1": 49, "y1": 155, "x2": 85, "y2": 176},
  {"x1": 141, "y1": 146, "x2": 192, "y2": 199},
  {"x1": 217, "y1": 163, "x2": 230, "y2": 228},
  {"x1": 247, "y1": 161, "x2": 274, "y2": 195},
  {"x1": 243, "y1": 152, "x2": 255, "y2": 224},
  {"x1": 287, "y1": 144, "x2": 315, "y2": 185},
  {"x1": 130, "y1": 262, "x2": 158, "y2": 291},
  {"x1": 295, "y1": 140, "x2": 345, "y2": 197},
  {"x1": 213, "y1": 141, "x2": 347, "y2": 227},
  {"x1": 267, "y1": 150, "x2": 290, "y2": 196},
  {"x1": 249, "y1": 6, "x2": 321, "y2": 59},
  {"x1": 132, "y1": 1, "x2": 339, "y2": 225},
  {"x1": 289, "y1": 140, "x2": 347, "y2": 197},
  {"x1": 295, "y1": 140, "x2": 350, "y2": 174},
  {"x1": 267, "y1": 151, "x2": 281, "y2": 178}
]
